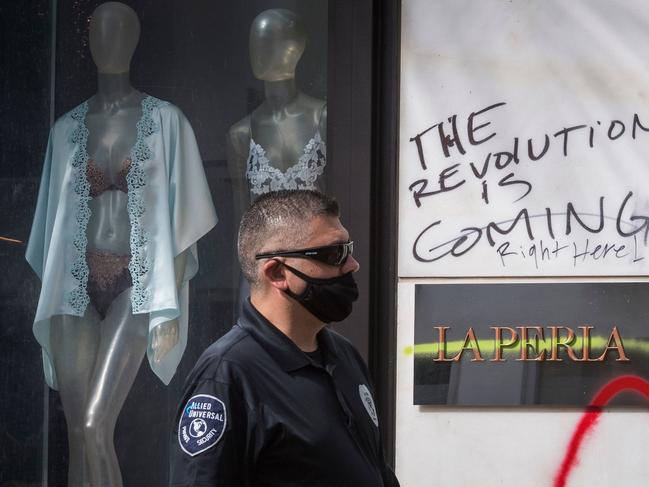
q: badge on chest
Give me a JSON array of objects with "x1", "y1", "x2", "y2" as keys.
[{"x1": 358, "y1": 384, "x2": 379, "y2": 428}]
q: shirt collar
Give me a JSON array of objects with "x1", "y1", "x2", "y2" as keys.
[{"x1": 238, "y1": 298, "x2": 339, "y2": 372}]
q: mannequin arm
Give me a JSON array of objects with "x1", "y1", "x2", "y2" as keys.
[{"x1": 151, "y1": 250, "x2": 187, "y2": 362}]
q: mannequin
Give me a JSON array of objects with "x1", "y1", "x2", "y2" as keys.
[
  {"x1": 54, "y1": 5, "x2": 179, "y2": 486},
  {"x1": 227, "y1": 8, "x2": 327, "y2": 215},
  {"x1": 227, "y1": 9, "x2": 327, "y2": 301},
  {"x1": 26, "y1": 3, "x2": 217, "y2": 486}
]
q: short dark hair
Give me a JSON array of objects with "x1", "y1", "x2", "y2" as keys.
[{"x1": 237, "y1": 190, "x2": 340, "y2": 286}]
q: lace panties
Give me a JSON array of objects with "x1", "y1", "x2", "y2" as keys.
[{"x1": 86, "y1": 250, "x2": 132, "y2": 318}]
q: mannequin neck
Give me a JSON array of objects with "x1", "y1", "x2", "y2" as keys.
[
  {"x1": 264, "y1": 78, "x2": 298, "y2": 111},
  {"x1": 96, "y1": 72, "x2": 137, "y2": 106}
]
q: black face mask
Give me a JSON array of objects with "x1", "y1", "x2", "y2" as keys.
[{"x1": 280, "y1": 262, "x2": 359, "y2": 323}]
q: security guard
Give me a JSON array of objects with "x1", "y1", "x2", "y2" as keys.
[{"x1": 169, "y1": 190, "x2": 399, "y2": 486}]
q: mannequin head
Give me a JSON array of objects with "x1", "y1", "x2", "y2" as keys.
[
  {"x1": 249, "y1": 9, "x2": 306, "y2": 82},
  {"x1": 89, "y1": 2, "x2": 140, "y2": 74}
]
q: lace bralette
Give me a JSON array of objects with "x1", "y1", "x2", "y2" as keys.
[
  {"x1": 87, "y1": 158, "x2": 131, "y2": 197},
  {"x1": 246, "y1": 131, "x2": 327, "y2": 196}
]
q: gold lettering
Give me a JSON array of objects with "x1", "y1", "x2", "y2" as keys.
[
  {"x1": 433, "y1": 326, "x2": 454, "y2": 362},
  {"x1": 453, "y1": 327, "x2": 484, "y2": 362},
  {"x1": 516, "y1": 326, "x2": 546, "y2": 361},
  {"x1": 548, "y1": 326, "x2": 581, "y2": 361},
  {"x1": 491, "y1": 326, "x2": 518, "y2": 362},
  {"x1": 578, "y1": 326, "x2": 598, "y2": 362},
  {"x1": 596, "y1": 326, "x2": 630, "y2": 362}
]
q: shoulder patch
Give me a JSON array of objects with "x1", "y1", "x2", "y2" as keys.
[
  {"x1": 358, "y1": 384, "x2": 379, "y2": 427},
  {"x1": 178, "y1": 394, "x2": 227, "y2": 457}
]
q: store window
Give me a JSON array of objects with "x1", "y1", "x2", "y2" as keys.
[{"x1": 1, "y1": 0, "x2": 378, "y2": 484}]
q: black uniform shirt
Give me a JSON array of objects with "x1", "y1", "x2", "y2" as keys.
[{"x1": 169, "y1": 299, "x2": 399, "y2": 487}]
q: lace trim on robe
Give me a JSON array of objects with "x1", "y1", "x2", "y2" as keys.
[
  {"x1": 246, "y1": 131, "x2": 327, "y2": 195},
  {"x1": 65, "y1": 95, "x2": 162, "y2": 315},
  {"x1": 67, "y1": 102, "x2": 92, "y2": 314},
  {"x1": 127, "y1": 95, "x2": 162, "y2": 313}
]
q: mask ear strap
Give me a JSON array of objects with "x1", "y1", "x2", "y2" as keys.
[
  {"x1": 273, "y1": 259, "x2": 311, "y2": 300},
  {"x1": 275, "y1": 259, "x2": 349, "y2": 285},
  {"x1": 274, "y1": 259, "x2": 311, "y2": 281}
]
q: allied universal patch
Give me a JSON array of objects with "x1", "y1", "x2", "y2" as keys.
[
  {"x1": 358, "y1": 384, "x2": 379, "y2": 427},
  {"x1": 178, "y1": 394, "x2": 227, "y2": 457}
]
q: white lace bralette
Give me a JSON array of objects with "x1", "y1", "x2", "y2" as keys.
[{"x1": 246, "y1": 131, "x2": 327, "y2": 196}]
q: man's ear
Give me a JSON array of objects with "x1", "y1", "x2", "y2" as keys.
[{"x1": 260, "y1": 259, "x2": 289, "y2": 291}]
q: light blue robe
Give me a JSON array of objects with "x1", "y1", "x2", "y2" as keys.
[{"x1": 26, "y1": 95, "x2": 218, "y2": 389}]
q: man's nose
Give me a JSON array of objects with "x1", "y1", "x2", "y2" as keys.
[{"x1": 342, "y1": 255, "x2": 360, "y2": 274}]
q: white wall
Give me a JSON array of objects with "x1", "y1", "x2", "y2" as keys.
[{"x1": 399, "y1": 0, "x2": 649, "y2": 277}]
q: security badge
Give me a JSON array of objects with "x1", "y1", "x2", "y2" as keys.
[
  {"x1": 178, "y1": 394, "x2": 227, "y2": 457},
  {"x1": 358, "y1": 384, "x2": 379, "y2": 427}
]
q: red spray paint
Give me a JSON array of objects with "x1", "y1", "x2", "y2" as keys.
[{"x1": 553, "y1": 375, "x2": 649, "y2": 487}]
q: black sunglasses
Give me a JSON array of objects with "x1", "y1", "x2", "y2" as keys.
[{"x1": 255, "y1": 241, "x2": 354, "y2": 266}]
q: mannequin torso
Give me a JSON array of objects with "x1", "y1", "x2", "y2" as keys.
[
  {"x1": 85, "y1": 85, "x2": 146, "y2": 253},
  {"x1": 229, "y1": 91, "x2": 327, "y2": 199},
  {"x1": 249, "y1": 93, "x2": 326, "y2": 173}
]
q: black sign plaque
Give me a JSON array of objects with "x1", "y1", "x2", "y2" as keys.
[{"x1": 413, "y1": 283, "x2": 649, "y2": 406}]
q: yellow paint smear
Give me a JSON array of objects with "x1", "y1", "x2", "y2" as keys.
[{"x1": 404, "y1": 336, "x2": 649, "y2": 357}]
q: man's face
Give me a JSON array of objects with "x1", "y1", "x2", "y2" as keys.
[{"x1": 281, "y1": 215, "x2": 360, "y2": 294}]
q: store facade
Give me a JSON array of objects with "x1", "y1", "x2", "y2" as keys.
[{"x1": 4, "y1": 0, "x2": 649, "y2": 486}]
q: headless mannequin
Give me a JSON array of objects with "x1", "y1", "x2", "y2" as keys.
[
  {"x1": 49, "y1": 3, "x2": 184, "y2": 486},
  {"x1": 227, "y1": 8, "x2": 326, "y2": 296}
]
